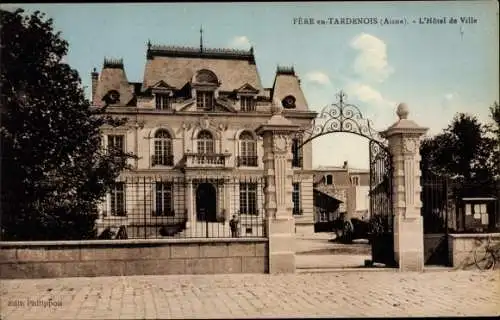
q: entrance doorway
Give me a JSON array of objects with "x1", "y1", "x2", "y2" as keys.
[{"x1": 196, "y1": 183, "x2": 217, "y2": 222}]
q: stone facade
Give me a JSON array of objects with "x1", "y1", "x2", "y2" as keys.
[{"x1": 92, "y1": 44, "x2": 317, "y2": 237}]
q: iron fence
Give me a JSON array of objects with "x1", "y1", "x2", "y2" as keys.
[
  {"x1": 421, "y1": 174, "x2": 450, "y2": 234},
  {"x1": 97, "y1": 175, "x2": 267, "y2": 239},
  {"x1": 421, "y1": 174, "x2": 500, "y2": 234}
]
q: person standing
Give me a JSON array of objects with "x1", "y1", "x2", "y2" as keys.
[{"x1": 230, "y1": 215, "x2": 239, "y2": 237}]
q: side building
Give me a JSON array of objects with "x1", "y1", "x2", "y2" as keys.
[
  {"x1": 313, "y1": 161, "x2": 370, "y2": 231},
  {"x1": 92, "y1": 43, "x2": 317, "y2": 238}
]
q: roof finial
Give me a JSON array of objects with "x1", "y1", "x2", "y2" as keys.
[
  {"x1": 147, "y1": 39, "x2": 151, "y2": 50},
  {"x1": 200, "y1": 25, "x2": 204, "y2": 52}
]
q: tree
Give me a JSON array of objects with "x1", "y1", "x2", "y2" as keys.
[
  {"x1": 1, "y1": 9, "x2": 134, "y2": 240},
  {"x1": 487, "y1": 101, "x2": 500, "y2": 177},
  {"x1": 420, "y1": 113, "x2": 495, "y2": 183}
]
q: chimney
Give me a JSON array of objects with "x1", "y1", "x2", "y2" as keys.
[
  {"x1": 343, "y1": 161, "x2": 348, "y2": 169},
  {"x1": 91, "y1": 68, "x2": 99, "y2": 103}
]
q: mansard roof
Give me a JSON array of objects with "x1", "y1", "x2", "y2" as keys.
[
  {"x1": 271, "y1": 65, "x2": 309, "y2": 111},
  {"x1": 142, "y1": 43, "x2": 264, "y2": 94},
  {"x1": 93, "y1": 58, "x2": 135, "y2": 106}
]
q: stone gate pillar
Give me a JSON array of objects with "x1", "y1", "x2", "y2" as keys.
[
  {"x1": 256, "y1": 103, "x2": 300, "y2": 273},
  {"x1": 381, "y1": 103, "x2": 428, "y2": 271}
]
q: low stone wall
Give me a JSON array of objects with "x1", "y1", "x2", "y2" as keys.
[
  {"x1": 0, "y1": 238, "x2": 268, "y2": 279},
  {"x1": 448, "y1": 233, "x2": 500, "y2": 269}
]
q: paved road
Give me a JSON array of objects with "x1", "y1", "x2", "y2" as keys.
[
  {"x1": 1, "y1": 270, "x2": 499, "y2": 319},
  {"x1": 295, "y1": 232, "x2": 371, "y2": 269}
]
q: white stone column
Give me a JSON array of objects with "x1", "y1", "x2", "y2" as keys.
[
  {"x1": 381, "y1": 103, "x2": 428, "y2": 272},
  {"x1": 256, "y1": 102, "x2": 300, "y2": 274}
]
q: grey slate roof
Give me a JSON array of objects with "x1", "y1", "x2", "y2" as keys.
[
  {"x1": 93, "y1": 59, "x2": 135, "y2": 107},
  {"x1": 271, "y1": 67, "x2": 308, "y2": 110},
  {"x1": 142, "y1": 45, "x2": 264, "y2": 94}
]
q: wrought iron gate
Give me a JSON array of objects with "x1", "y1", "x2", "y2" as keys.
[
  {"x1": 369, "y1": 140, "x2": 395, "y2": 266},
  {"x1": 296, "y1": 90, "x2": 395, "y2": 267}
]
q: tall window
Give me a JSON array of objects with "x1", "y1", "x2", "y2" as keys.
[
  {"x1": 196, "y1": 91, "x2": 214, "y2": 110},
  {"x1": 110, "y1": 182, "x2": 126, "y2": 216},
  {"x1": 240, "y1": 183, "x2": 257, "y2": 215},
  {"x1": 153, "y1": 130, "x2": 173, "y2": 166},
  {"x1": 197, "y1": 130, "x2": 214, "y2": 154},
  {"x1": 292, "y1": 138, "x2": 302, "y2": 168},
  {"x1": 240, "y1": 96, "x2": 255, "y2": 112},
  {"x1": 155, "y1": 94, "x2": 171, "y2": 110},
  {"x1": 239, "y1": 132, "x2": 257, "y2": 166},
  {"x1": 292, "y1": 182, "x2": 301, "y2": 215},
  {"x1": 155, "y1": 182, "x2": 173, "y2": 216},
  {"x1": 326, "y1": 175, "x2": 333, "y2": 185},
  {"x1": 107, "y1": 135, "x2": 124, "y2": 154},
  {"x1": 351, "y1": 176, "x2": 360, "y2": 186}
]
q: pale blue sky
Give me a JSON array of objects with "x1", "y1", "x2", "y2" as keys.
[{"x1": 3, "y1": 1, "x2": 499, "y2": 169}]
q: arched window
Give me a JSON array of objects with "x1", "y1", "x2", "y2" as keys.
[
  {"x1": 239, "y1": 131, "x2": 257, "y2": 167},
  {"x1": 197, "y1": 130, "x2": 214, "y2": 154},
  {"x1": 195, "y1": 69, "x2": 217, "y2": 111},
  {"x1": 153, "y1": 130, "x2": 173, "y2": 166}
]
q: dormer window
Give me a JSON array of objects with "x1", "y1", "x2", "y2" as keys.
[
  {"x1": 240, "y1": 96, "x2": 255, "y2": 112},
  {"x1": 193, "y1": 69, "x2": 219, "y2": 111},
  {"x1": 282, "y1": 95, "x2": 296, "y2": 109},
  {"x1": 196, "y1": 91, "x2": 214, "y2": 110},
  {"x1": 155, "y1": 94, "x2": 171, "y2": 110}
]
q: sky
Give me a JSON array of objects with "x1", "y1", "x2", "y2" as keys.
[{"x1": 3, "y1": 1, "x2": 499, "y2": 169}]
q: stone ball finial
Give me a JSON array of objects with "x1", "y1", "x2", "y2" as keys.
[{"x1": 396, "y1": 103, "x2": 409, "y2": 120}]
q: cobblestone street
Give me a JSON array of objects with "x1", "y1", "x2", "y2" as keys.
[{"x1": 1, "y1": 270, "x2": 499, "y2": 319}]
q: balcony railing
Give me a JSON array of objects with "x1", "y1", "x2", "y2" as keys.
[
  {"x1": 151, "y1": 155, "x2": 174, "y2": 167},
  {"x1": 237, "y1": 156, "x2": 258, "y2": 167},
  {"x1": 184, "y1": 152, "x2": 231, "y2": 168}
]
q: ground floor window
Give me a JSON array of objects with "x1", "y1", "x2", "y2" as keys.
[
  {"x1": 155, "y1": 182, "x2": 174, "y2": 216},
  {"x1": 240, "y1": 183, "x2": 258, "y2": 215},
  {"x1": 110, "y1": 182, "x2": 126, "y2": 216}
]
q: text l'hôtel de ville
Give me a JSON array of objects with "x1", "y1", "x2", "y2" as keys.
[{"x1": 292, "y1": 17, "x2": 478, "y2": 25}]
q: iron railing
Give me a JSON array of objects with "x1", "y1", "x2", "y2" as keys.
[
  {"x1": 96, "y1": 175, "x2": 267, "y2": 239},
  {"x1": 420, "y1": 174, "x2": 500, "y2": 234},
  {"x1": 151, "y1": 155, "x2": 174, "y2": 166},
  {"x1": 237, "y1": 156, "x2": 258, "y2": 167}
]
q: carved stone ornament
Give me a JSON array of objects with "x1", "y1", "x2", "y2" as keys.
[
  {"x1": 181, "y1": 122, "x2": 192, "y2": 130},
  {"x1": 403, "y1": 138, "x2": 418, "y2": 154},
  {"x1": 273, "y1": 134, "x2": 289, "y2": 153},
  {"x1": 201, "y1": 118, "x2": 210, "y2": 129}
]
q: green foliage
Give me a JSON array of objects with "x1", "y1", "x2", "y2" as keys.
[
  {"x1": 0, "y1": 9, "x2": 134, "y2": 240},
  {"x1": 488, "y1": 102, "x2": 500, "y2": 177},
  {"x1": 420, "y1": 112, "x2": 497, "y2": 184}
]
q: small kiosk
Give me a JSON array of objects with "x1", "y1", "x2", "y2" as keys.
[{"x1": 457, "y1": 197, "x2": 498, "y2": 232}]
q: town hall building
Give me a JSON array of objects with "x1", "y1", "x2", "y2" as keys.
[{"x1": 92, "y1": 41, "x2": 317, "y2": 237}]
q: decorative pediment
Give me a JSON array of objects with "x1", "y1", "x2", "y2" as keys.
[
  {"x1": 151, "y1": 80, "x2": 175, "y2": 91},
  {"x1": 235, "y1": 83, "x2": 259, "y2": 94}
]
